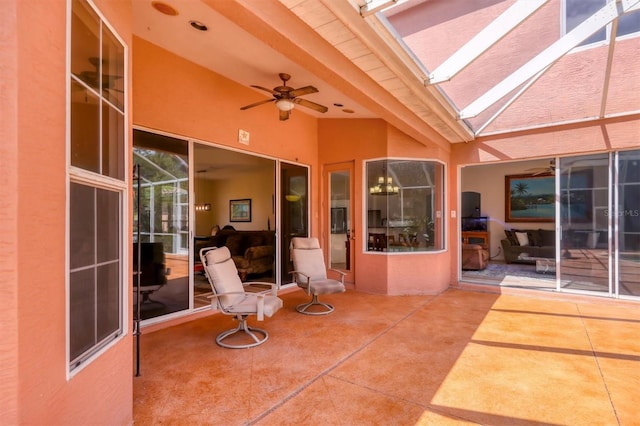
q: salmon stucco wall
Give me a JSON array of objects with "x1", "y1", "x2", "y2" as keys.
[
  {"x1": 1, "y1": 0, "x2": 134, "y2": 424},
  {"x1": 132, "y1": 37, "x2": 321, "y2": 239},
  {"x1": 452, "y1": 115, "x2": 640, "y2": 167},
  {"x1": 318, "y1": 119, "x2": 451, "y2": 295}
]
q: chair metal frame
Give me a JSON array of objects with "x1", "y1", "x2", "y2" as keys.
[
  {"x1": 200, "y1": 246, "x2": 281, "y2": 349},
  {"x1": 290, "y1": 270, "x2": 346, "y2": 315},
  {"x1": 290, "y1": 237, "x2": 346, "y2": 315}
]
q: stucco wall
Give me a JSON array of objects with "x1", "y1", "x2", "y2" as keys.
[
  {"x1": 1, "y1": 0, "x2": 134, "y2": 424},
  {"x1": 318, "y1": 119, "x2": 451, "y2": 295},
  {"x1": 391, "y1": 0, "x2": 640, "y2": 134}
]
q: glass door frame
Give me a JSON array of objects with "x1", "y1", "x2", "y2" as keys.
[
  {"x1": 556, "y1": 151, "x2": 640, "y2": 300},
  {"x1": 324, "y1": 162, "x2": 355, "y2": 285}
]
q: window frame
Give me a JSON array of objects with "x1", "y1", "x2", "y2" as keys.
[
  {"x1": 562, "y1": 0, "x2": 640, "y2": 49},
  {"x1": 67, "y1": 0, "x2": 128, "y2": 377},
  {"x1": 364, "y1": 158, "x2": 446, "y2": 254}
]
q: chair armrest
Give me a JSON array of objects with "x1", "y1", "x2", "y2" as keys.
[
  {"x1": 242, "y1": 281, "x2": 279, "y2": 296},
  {"x1": 289, "y1": 270, "x2": 311, "y2": 294},
  {"x1": 328, "y1": 268, "x2": 347, "y2": 284},
  {"x1": 207, "y1": 291, "x2": 268, "y2": 321}
]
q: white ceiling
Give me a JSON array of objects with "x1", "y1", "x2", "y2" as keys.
[{"x1": 131, "y1": 0, "x2": 376, "y2": 120}]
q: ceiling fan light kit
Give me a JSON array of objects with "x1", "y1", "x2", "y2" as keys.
[
  {"x1": 276, "y1": 99, "x2": 294, "y2": 111},
  {"x1": 241, "y1": 73, "x2": 328, "y2": 121}
]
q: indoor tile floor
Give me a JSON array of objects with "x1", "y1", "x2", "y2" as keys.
[{"x1": 133, "y1": 288, "x2": 640, "y2": 425}]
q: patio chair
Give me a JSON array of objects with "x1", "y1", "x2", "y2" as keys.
[
  {"x1": 290, "y1": 237, "x2": 346, "y2": 315},
  {"x1": 200, "y1": 246, "x2": 283, "y2": 348}
]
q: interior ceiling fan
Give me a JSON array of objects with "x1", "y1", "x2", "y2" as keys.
[
  {"x1": 240, "y1": 73, "x2": 328, "y2": 121},
  {"x1": 77, "y1": 57, "x2": 123, "y2": 92},
  {"x1": 526, "y1": 159, "x2": 556, "y2": 175}
]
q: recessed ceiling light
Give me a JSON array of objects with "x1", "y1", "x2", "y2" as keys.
[
  {"x1": 342, "y1": 109, "x2": 355, "y2": 114},
  {"x1": 189, "y1": 20, "x2": 208, "y2": 31},
  {"x1": 151, "y1": 1, "x2": 179, "y2": 16}
]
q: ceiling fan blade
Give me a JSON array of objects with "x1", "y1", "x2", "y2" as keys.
[
  {"x1": 525, "y1": 167, "x2": 553, "y2": 176},
  {"x1": 250, "y1": 85, "x2": 279, "y2": 96},
  {"x1": 240, "y1": 98, "x2": 275, "y2": 110},
  {"x1": 279, "y1": 109, "x2": 290, "y2": 121},
  {"x1": 289, "y1": 85, "x2": 318, "y2": 97},
  {"x1": 293, "y1": 97, "x2": 328, "y2": 113}
]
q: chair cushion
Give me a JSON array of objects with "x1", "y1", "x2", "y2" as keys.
[
  {"x1": 226, "y1": 295, "x2": 283, "y2": 318},
  {"x1": 204, "y1": 247, "x2": 244, "y2": 305},
  {"x1": 309, "y1": 279, "x2": 346, "y2": 295},
  {"x1": 292, "y1": 237, "x2": 321, "y2": 249},
  {"x1": 292, "y1": 248, "x2": 327, "y2": 280}
]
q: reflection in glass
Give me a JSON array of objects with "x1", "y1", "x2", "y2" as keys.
[
  {"x1": 559, "y1": 154, "x2": 610, "y2": 293},
  {"x1": 330, "y1": 171, "x2": 350, "y2": 270},
  {"x1": 102, "y1": 101, "x2": 124, "y2": 179},
  {"x1": 366, "y1": 160, "x2": 444, "y2": 252},
  {"x1": 281, "y1": 163, "x2": 309, "y2": 283},
  {"x1": 102, "y1": 24, "x2": 124, "y2": 111},
  {"x1": 133, "y1": 130, "x2": 189, "y2": 320},
  {"x1": 617, "y1": 150, "x2": 640, "y2": 297},
  {"x1": 71, "y1": 80, "x2": 100, "y2": 172},
  {"x1": 71, "y1": 0, "x2": 100, "y2": 90}
]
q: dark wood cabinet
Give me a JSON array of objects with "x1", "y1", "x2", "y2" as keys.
[{"x1": 462, "y1": 231, "x2": 489, "y2": 250}]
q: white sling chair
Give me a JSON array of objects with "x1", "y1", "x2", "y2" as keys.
[
  {"x1": 200, "y1": 246, "x2": 283, "y2": 348},
  {"x1": 290, "y1": 237, "x2": 346, "y2": 315}
]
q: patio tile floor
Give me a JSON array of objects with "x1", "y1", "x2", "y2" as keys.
[{"x1": 133, "y1": 288, "x2": 640, "y2": 425}]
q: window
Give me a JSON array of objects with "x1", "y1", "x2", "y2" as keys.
[
  {"x1": 68, "y1": 0, "x2": 126, "y2": 371},
  {"x1": 366, "y1": 159, "x2": 445, "y2": 252},
  {"x1": 565, "y1": 0, "x2": 640, "y2": 47}
]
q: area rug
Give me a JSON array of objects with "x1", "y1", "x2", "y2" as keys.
[
  {"x1": 463, "y1": 262, "x2": 548, "y2": 279},
  {"x1": 461, "y1": 262, "x2": 558, "y2": 290}
]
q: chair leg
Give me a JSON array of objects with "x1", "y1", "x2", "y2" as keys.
[
  {"x1": 216, "y1": 315, "x2": 269, "y2": 349},
  {"x1": 296, "y1": 294, "x2": 335, "y2": 315}
]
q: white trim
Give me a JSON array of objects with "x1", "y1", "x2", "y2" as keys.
[
  {"x1": 362, "y1": 157, "x2": 447, "y2": 255},
  {"x1": 429, "y1": 0, "x2": 549, "y2": 84},
  {"x1": 477, "y1": 109, "x2": 640, "y2": 137},
  {"x1": 66, "y1": 0, "x2": 129, "y2": 379},
  {"x1": 460, "y1": 0, "x2": 640, "y2": 119}
]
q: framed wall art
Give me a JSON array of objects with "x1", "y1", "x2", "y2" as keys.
[
  {"x1": 229, "y1": 199, "x2": 251, "y2": 222},
  {"x1": 505, "y1": 174, "x2": 555, "y2": 222}
]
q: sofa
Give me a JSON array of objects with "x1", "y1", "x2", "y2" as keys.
[
  {"x1": 195, "y1": 227, "x2": 275, "y2": 278},
  {"x1": 461, "y1": 244, "x2": 489, "y2": 270},
  {"x1": 500, "y1": 228, "x2": 555, "y2": 264}
]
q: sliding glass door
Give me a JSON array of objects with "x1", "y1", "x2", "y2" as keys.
[
  {"x1": 558, "y1": 150, "x2": 640, "y2": 298},
  {"x1": 133, "y1": 130, "x2": 190, "y2": 320},
  {"x1": 616, "y1": 150, "x2": 640, "y2": 298},
  {"x1": 558, "y1": 154, "x2": 610, "y2": 294},
  {"x1": 280, "y1": 162, "x2": 309, "y2": 284}
]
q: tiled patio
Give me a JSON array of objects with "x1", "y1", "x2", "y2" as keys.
[{"x1": 133, "y1": 288, "x2": 640, "y2": 425}]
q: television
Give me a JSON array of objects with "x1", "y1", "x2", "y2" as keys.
[{"x1": 461, "y1": 191, "x2": 481, "y2": 218}]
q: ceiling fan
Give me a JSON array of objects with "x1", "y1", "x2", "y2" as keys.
[
  {"x1": 76, "y1": 57, "x2": 123, "y2": 92},
  {"x1": 526, "y1": 159, "x2": 556, "y2": 176},
  {"x1": 240, "y1": 73, "x2": 328, "y2": 121}
]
